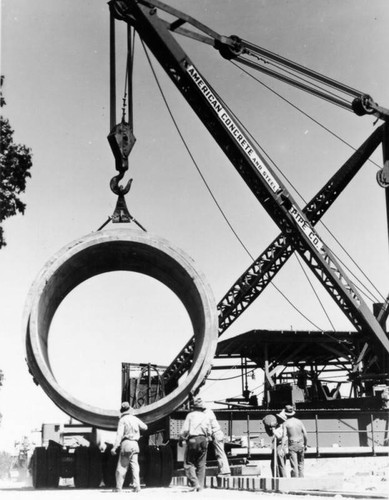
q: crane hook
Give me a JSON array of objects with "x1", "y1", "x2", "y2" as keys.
[{"x1": 110, "y1": 171, "x2": 133, "y2": 196}]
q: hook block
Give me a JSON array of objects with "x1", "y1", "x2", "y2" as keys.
[{"x1": 107, "y1": 121, "x2": 136, "y2": 172}]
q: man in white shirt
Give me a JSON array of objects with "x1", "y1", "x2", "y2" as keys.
[{"x1": 111, "y1": 402, "x2": 148, "y2": 492}]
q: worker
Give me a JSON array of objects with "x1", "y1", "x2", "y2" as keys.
[
  {"x1": 204, "y1": 406, "x2": 231, "y2": 476},
  {"x1": 179, "y1": 397, "x2": 212, "y2": 492},
  {"x1": 273, "y1": 412, "x2": 288, "y2": 477},
  {"x1": 282, "y1": 405, "x2": 308, "y2": 477},
  {"x1": 111, "y1": 401, "x2": 148, "y2": 493},
  {"x1": 262, "y1": 413, "x2": 287, "y2": 477}
]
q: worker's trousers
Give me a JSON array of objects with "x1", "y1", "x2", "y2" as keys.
[
  {"x1": 288, "y1": 440, "x2": 305, "y2": 477},
  {"x1": 212, "y1": 434, "x2": 231, "y2": 475},
  {"x1": 271, "y1": 441, "x2": 287, "y2": 478},
  {"x1": 116, "y1": 440, "x2": 140, "y2": 490},
  {"x1": 184, "y1": 436, "x2": 208, "y2": 490}
]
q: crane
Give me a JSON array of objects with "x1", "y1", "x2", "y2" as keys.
[{"x1": 109, "y1": 0, "x2": 389, "y2": 392}]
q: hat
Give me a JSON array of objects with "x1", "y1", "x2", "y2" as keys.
[
  {"x1": 191, "y1": 397, "x2": 205, "y2": 410},
  {"x1": 262, "y1": 414, "x2": 277, "y2": 428},
  {"x1": 120, "y1": 401, "x2": 131, "y2": 413},
  {"x1": 284, "y1": 405, "x2": 296, "y2": 417},
  {"x1": 276, "y1": 411, "x2": 287, "y2": 422}
]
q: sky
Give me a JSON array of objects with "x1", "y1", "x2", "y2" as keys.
[{"x1": 1, "y1": 0, "x2": 389, "y2": 452}]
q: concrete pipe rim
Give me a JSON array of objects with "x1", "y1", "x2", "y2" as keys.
[{"x1": 24, "y1": 229, "x2": 218, "y2": 429}]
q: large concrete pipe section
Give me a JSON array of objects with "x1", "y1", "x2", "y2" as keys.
[{"x1": 24, "y1": 229, "x2": 218, "y2": 430}]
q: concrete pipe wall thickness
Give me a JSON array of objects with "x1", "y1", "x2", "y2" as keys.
[{"x1": 24, "y1": 229, "x2": 218, "y2": 430}]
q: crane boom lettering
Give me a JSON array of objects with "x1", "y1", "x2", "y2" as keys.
[
  {"x1": 187, "y1": 62, "x2": 359, "y2": 304},
  {"x1": 187, "y1": 64, "x2": 280, "y2": 193}
]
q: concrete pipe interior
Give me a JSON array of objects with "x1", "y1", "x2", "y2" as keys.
[{"x1": 24, "y1": 229, "x2": 218, "y2": 430}]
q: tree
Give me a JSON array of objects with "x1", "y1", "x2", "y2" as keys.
[{"x1": 0, "y1": 76, "x2": 32, "y2": 248}]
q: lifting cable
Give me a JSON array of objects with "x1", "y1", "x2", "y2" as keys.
[
  {"x1": 294, "y1": 252, "x2": 336, "y2": 332},
  {"x1": 231, "y1": 61, "x2": 382, "y2": 170},
  {"x1": 140, "y1": 41, "x2": 329, "y2": 333},
  {"x1": 122, "y1": 26, "x2": 136, "y2": 128},
  {"x1": 240, "y1": 38, "x2": 362, "y2": 99},
  {"x1": 140, "y1": 39, "x2": 252, "y2": 258},
  {"x1": 236, "y1": 38, "x2": 373, "y2": 115},
  {"x1": 110, "y1": 12, "x2": 116, "y2": 130},
  {"x1": 250, "y1": 56, "x2": 352, "y2": 113}
]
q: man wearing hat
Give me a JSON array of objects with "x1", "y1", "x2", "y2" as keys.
[
  {"x1": 111, "y1": 402, "x2": 148, "y2": 492},
  {"x1": 262, "y1": 413, "x2": 287, "y2": 477},
  {"x1": 179, "y1": 397, "x2": 212, "y2": 491},
  {"x1": 283, "y1": 405, "x2": 308, "y2": 477}
]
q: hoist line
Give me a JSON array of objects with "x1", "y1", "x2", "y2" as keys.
[
  {"x1": 263, "y1": 147, "x2": 382, "y2": 304},
  {"x1": 123, "y1": 27, "x2": 136, "y2": 126},
  {"x1": 111, "y1": 16, "x2": 136, "y2": 126},
  {"x1": 240, "y1": 38, "x2": 363, "y2": 98},
  {"x1": 110, "y1": 12, "x2": 116, "y2": 130},
  {"x1": 236, "y1": 55, "x2": 353, "y2": 113},
  {"x1": 267, "y1": 282, "x2": 323, "y2": 330},
  {"x1": 294, "y1": 252, "x2": 337, "y2": 334},
  {"x1": 232, "y1": 61, "x2": 382, "y2": 170},
  {"x1": 140, "y1": 40, "x2": 326, "y2": 332},
  {"x1": 315, "y1": 234, "x2": 383, "y2": 303},
  {"x1": 228, "y1": 63, "x2": 385, "y2": 304},
  {"x1": 139, "y1": 39, "x2": 252, "y2": 259},
  {"x1": 248, "y1": 56, "x2": 352, "y2": 110}
]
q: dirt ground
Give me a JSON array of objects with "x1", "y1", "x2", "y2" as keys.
[
  {"x1": 301, "y1": 456, "x2": 388, "y2": 496},
  {"x1": 0, "y1": 456, "x2": 388, "y2": 500}
]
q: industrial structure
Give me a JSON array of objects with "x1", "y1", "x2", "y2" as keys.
[{"x1": 24, "y1": 0, "x2": 389, "y2": 489}]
